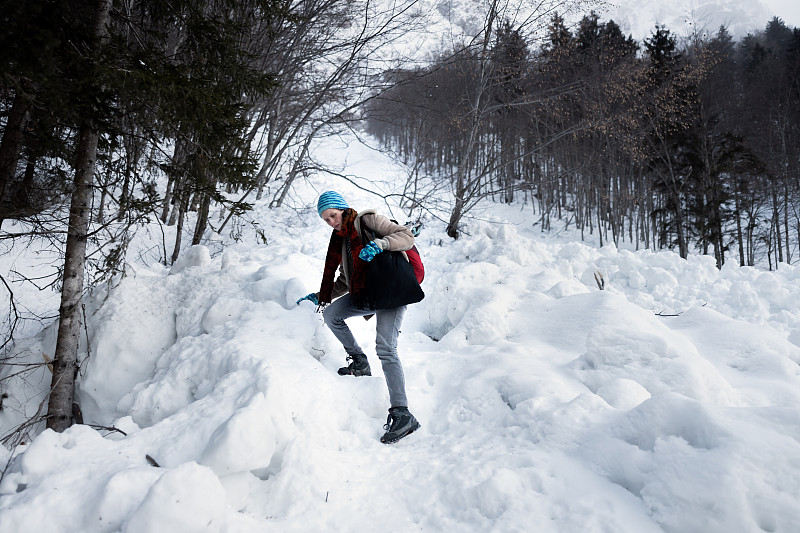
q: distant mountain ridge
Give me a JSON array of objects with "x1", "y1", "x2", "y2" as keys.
[
  {"x1": 603, "y1": 0, "x2": 788, "y2": 40},
  {"x1": 427, "y1": 0, "x2": 795, "y2": 45}
]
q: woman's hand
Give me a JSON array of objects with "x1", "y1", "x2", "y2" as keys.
[
  {"x1": 296, "y1": 292, "x2": 319, "y2": 305},
  {"x1": 358, "y1": 241, "x2": 382, "y2": 262}
]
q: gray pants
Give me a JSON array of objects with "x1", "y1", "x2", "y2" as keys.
[{"x1": 323, "y1": 295, "x2": 408, "y2": 408}]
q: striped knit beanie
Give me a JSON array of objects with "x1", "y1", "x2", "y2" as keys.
[{"x1": 317, "y1": 191, "x2": 349, "y2": 216}]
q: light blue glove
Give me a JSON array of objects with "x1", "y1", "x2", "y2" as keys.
[
  {"x1": 358, "y1": 241, "x2": 382, "y2": 262},
  {"x1": 296, "y1": 292, "x2": 319, "y2": 305}
]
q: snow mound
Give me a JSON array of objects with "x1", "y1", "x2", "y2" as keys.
[{"x1": 3, "y1": 196, "x2": 800, "y2": 531}]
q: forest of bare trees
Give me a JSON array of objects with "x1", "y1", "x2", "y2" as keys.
[{"x1": 365, "y1": 12, "x2": 800, "y2": 270}]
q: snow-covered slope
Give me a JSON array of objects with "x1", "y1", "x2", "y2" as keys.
[{"x1": 2, "y1": 137, "x2": 800, "y2": 532}]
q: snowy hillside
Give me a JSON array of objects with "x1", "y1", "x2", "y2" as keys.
[
  {"x1": 427, "y1": 0, "x2": 800, "y2": 42},
  {"x1": 2, "y1": 136, "x2": 800, "y2": 532},
  {"x1": 605, "y1": 0, "x2": 798, "y2": 39}
]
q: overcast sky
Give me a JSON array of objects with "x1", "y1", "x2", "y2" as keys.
[{"x1": 764, "y1": 0, "x2": 800, "y2": 26}]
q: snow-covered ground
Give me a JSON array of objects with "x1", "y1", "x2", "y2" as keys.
[{"x1": 2, "y1": 136, "x2": 800, "y2": 532}]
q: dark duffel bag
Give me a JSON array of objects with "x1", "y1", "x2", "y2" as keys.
[{"x1": 363, "y1": 250, "x2": 424, "y2": 310}]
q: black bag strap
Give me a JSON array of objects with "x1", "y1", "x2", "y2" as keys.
[
  {"x1": 360, "y1": 214, "x2": 418, "y2": 250},
  {"x1": 358, "y1": 213, "x2": 378, "y2": 244}
]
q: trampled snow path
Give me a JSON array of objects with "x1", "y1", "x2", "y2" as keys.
[{"x1": 3, "y1": 203, "x2": 800, "y2": 532}]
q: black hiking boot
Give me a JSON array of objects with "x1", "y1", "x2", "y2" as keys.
[
  {"x1": 337, "y1": 354, "x2": 371, "y2": 376},
  {"x1": 380, "y1": 407, "x2": 420, "y2": 444}
]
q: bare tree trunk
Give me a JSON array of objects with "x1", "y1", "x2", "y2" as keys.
[
  {"x1": 747, "y1": 224, "x2": 753, "y2": 265},
  {"x1": 48, "y1": 126, "x2": 98, "y2": 432},
  {"x1": 596, "y1": 189, "x2": 604, "y2": 247},
  {"x1": 445, "y1": 1, "x2": 497, "y2": 240},
  {"x1": 255, "y1": 97, "x2": 281, "y2": 201},
  {"x1": 167, "y1": 178, "x2": 184, "y2": 226},
  {"x1": 160, "y1": 175, "x2": 175, "y2": 223},
  {"x1": 0, "y1": 89, "x2": 32, "y2": 228},
  {"x1": 778, "y1": 119, "x2": 791, "y2": 264},
  {"x1": 46, "y1": 0, "x2": 111, "y2": 433},
  {"x1": 171, "y1": 193, "x2": 188, "y2": 264},
  {"x1": 192, "y1": 175, "x2": 217, "y2": 245},
  {"x1": 161, "y1": 139, "x2": 187, "y2": 223},
  {"x1": 95, "y1": 171, "x2": 108, "y2": 223},
  {"x1": 14, "y1": 152, "x2": 38, "y2": 211},
  {"x1": 270, "y1": 131, "x2": 316, "y2": 209},
  {"x1": 771, "y1": 187, "x2": 783, "y2": 264},
  {"x1": 447, "y1": 194, "x2": 465, "y2": 239},
  {"x1": 192, "y1": 193, "x2": 209, "y2": 245},
  {"x1": 734, "y1": 182, "x2": 745, "y2": 266},
  {"x1": 783, "y1": 177, "x2": 791, "y2": 264}
]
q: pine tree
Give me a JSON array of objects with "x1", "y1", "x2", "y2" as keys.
[
  {"x1": 642, "y1": 25, "x2": 694, "y2": 257},
  {"x1": 0, "y1": 0, "x2": 290, "y2": 433}
]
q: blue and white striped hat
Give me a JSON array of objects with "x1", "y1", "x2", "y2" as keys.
[{"x1": 317, "y1": 191, "x2": 349, "y2": 216}]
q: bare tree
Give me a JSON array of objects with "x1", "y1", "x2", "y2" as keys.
[
  {"x1": 46, "y1": 0, "x2": 112, "y2": 432},
  {"x1": 374, "y1": 0, "x2": 593, "y2": 238}
]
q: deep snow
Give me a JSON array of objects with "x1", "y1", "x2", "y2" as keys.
[{"x1": 1, "y1": 136, "x2": 800, "y2": 532}]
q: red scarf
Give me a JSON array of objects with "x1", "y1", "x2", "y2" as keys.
[{"x1": 319, "y1": 208, "x2": 368, "y2": 305}]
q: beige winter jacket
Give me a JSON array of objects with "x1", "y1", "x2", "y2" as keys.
[{"x1": 331, "y1": 209, "x2": 414, "y2": 299}]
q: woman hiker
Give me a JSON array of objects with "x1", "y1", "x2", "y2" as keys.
[{"x1": 297, "y1": 191, "x2": 421, "y2": 444}]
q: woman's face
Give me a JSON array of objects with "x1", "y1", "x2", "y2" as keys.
[{"x1": 321, "y1": 208, "x2": 343, "y2": 231}]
